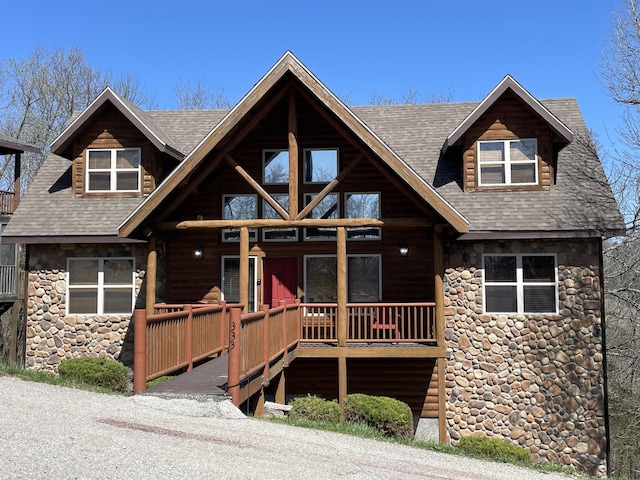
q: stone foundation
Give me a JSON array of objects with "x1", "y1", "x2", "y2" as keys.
[{"x1": 443, "y1": 238, "x2": 608, "y2": 477}]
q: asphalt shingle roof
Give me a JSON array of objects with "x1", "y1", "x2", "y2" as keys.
[{"x1": 2, "y1": 98, "x2": 624, "y2": 240}]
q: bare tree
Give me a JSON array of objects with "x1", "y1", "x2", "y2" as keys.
[
  {"x1": 173, "y1": 79, "x2": 232, "y2": 110},
  {"x1": 369, "y1": 85, "x2": 454, "y2": 105},
  {"x1": 600, "y1": 1, "x2": 640, "y2": 477},
  {"x1": 0, "y1": 46, "x2": 155, "y2": 190}
]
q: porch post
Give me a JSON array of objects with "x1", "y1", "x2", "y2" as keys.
[
  {"x1": 337, "y1": 226, "x2": 347, "y2": 347},
  {"x1": 239, "y1": 227, "x2": 249, "y2": 312},
  {"x1": 145, "y1": 234, "x2": 157, "y2": 316},
  {"x1": 434, "y1": 224, "x2": 447, "y2": 443},
  {"x1": 133, "y1": 309, "x2": 147, "y2": 394},
  {"x1": 13, "y1": 152, "x2": 21, "y2": 209}
]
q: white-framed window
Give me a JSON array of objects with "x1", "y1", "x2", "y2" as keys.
[
  {"x1": 483, "y1": 254, "x2": 557, "y2": 314},
  {"x1": 303, "y1": 148, "x2": 338, "y2": 183},
  {"x1": 263, "y1": 195, "x2": 297, "y2": 241},
  {"x1": 221, "y1": 256, "x2": 258, "y2": 312},
  {"x1": 86, "y1": 148, "x2": 141, "y2": 192},
  {"x1": 303, "y1": 193, "x2": 339, "y2": 240},
  {"x1": 263, "y1": 149, "x2": 289, "y2": 184},
  {"x1": 303, "y1": 254, "x2": 381, "y2": 303},
  {"x1": 478, "y1": 139, "x2": 538, "y2": 186},
  {"x1": 222, "y1": 194, "x2": 258, "y2": 242},
  {"x1": 67, "y1": 257, "x2": 135, "y2": 314},
  {"x1": 345, "y1": 192, "x2": 381, "y2": 240}
]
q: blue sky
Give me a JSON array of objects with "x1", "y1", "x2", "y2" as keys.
[{"x1": 1, "y1": 0, "x2": 627, "y2": 159}]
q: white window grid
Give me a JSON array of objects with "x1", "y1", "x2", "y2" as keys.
[
  {"x1": 86, "y1": 148, "x2": 141, "y2": 192},
  {"x1": 67, "y1": 257, "x2": 136, "y2": 315},
  {"x1": 482, "y1": 253, "x2": 558, "y2": 314},
  {"x1": 477, "y1": 139, "x2": 538, "y2": 186}
]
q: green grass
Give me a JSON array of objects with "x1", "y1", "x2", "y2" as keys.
[{"x1": 0, "y1": 362, "x2": 129, "y2": 395}]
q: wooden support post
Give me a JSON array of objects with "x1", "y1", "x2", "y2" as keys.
[
  {"x1": 262, "y1": 304, "x2": 270, "y2": 381},
  {"x1": 228, "y1": 307, "x2": 242, "y2": 406},
  {"x1": 338, "y1": 356, "x2": 347, "y2": 412},
  {"x1": 275, "y1": 371, "x2": 286, "y2": 405},
  {"x1": 255, "y1": 388, "x2": 265, "y2": 418},
  {"x1": 433, "y1": 225, "x2": 447, "y2": 443},
  {"x1": 186, "y1": 304, "x2": 193, "y2": 372},
  {"x1": 288, "y1": 88, "x2": 299, "y2": 217},
  {"x1": 239, "y1": 227, "x2": 249, "y2": 312},
  {"x1": 337, "y1": 227, "x2": 347, "y2": 347},
  {"x1": 13, "y1": 152, "x2": 21, "y2": 210},
  {"x1": 219, "y1": 301, "x2": 227, "y2": 353},
  {"x1": 146, "y1": 235, "x2": 157, "y2": 316},
  {"x1": 133, "y1": 309, "x2": 147, "y2": 394}
]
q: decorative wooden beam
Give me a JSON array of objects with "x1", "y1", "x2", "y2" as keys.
[
  {"x1": 225, "y1": 154, "x2": 289, "y2": 220},
  {"x1": 160, "y1": 217, "x2": 432, "y2": 230},
  {"x1": 337, "y1": 227, "x2": 347, "y2": 348},
  {"x1": 288, "y1": 88, "x2": 299, "y2": 217},
  {"x1": 295, "y1": 155, "x2": 363, "y2": 221},
  {"x1": 240, "y1": 227, "x2": 249, "y2": 313}
]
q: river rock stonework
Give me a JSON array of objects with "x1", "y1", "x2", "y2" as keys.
[
  {"x1": 443, "y1": 238, "x2": 608, "y2": 477},
  {"x1": 24, "y1": 244, "x2": 151, "y2": 373}
]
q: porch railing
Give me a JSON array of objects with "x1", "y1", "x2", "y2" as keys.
[
  {"x1": 0, "y1": 265, "x2": 16, "y2": 296},
  {"x1": 0, "y1": 190, "x2": 15, "y2": 214},
  {"x1": 134, "y1": 302, "x2": 231, "y2": 388},
  {"x1": 300, "y1": 302, "x2": 437, "y2": 343}
]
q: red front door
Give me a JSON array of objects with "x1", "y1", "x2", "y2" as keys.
[{"x1": 263, "y1": 258, "x2": 297, "y2": 308}]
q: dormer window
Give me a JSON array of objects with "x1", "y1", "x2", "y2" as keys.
[
  {"x1": 478, "y1": 139, "x2": 537, "y2": 186},
  {"x1": 86, "y1": 148, "x2": 141, "y2": 192}
]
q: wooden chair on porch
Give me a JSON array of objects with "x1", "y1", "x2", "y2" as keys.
[{"x1": 370, "y1": 306, "x2": 402, "y2": 340}]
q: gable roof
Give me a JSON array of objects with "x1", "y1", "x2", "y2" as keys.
[
  {"x1": 118, "y1": 51, "x2": 470, "y2": 237},
  {"x1": 441, "y1": 75, "x2": 574, "y2": 153},
  {"x1": 50, "y1": 87, "x2": 184, "y2": 160}
]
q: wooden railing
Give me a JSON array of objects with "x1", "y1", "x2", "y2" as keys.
[
  {"x1": 227, "y1": 301, "x2": 300, "y2": 405},
  {"x1": 0, "y1": 190, "x2": 15, "y2": 214},
  {"x1": 0, "y1": 265, "x2": 16, "y2": 296},
  {"x1": 133, "y1": 302, "x2": 230, "y2": 392},
  {"x1": 300, "y1": 302, "x2": 437, "y2": 343}
]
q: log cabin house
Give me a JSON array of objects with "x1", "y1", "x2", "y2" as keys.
[{"x1": 1, "y1": 52, "x2": 624, "y2": 476}]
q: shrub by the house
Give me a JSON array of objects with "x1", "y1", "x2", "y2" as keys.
[
  {"x1": 58, "y1": 357, "x2": 128, "y2": 392},
  {"x1": 343, "y1": 393, "x2": 413, "y2": 439},
  {"x1": 289, "y1": 395, "x2": 342, "y2": 423}
]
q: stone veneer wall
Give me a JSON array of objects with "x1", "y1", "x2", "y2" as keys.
[
  {"x1": 24, "y1": 243, "x2": 154, "y2": 373},
  {"x1": 443, "y1": 238, "x2": 608, "y2": 477}
]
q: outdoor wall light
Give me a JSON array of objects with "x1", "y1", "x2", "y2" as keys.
[
  {"x1": 399, "y1": 245, "x2": 409, "y2": 257},
  {"x1": 194, "y1": 247, "x2": 204, "y2": 260}
]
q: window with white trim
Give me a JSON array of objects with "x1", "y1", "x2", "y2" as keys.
[
  {"x1": 221, "y1": 256, "x2": 258, "y2": 312},
  {"x1": 478, "y1": 139, "x2": 537, "y2": 186},
  {"x1": 86, "y1": 148, "x2": 141, "y2": 192},
  {"x1": 304, "y1": 255, "x2": 381, "y2": 303},
  {"x1": 483, "y1": 254, "x2": 557, "y2": 314},
  {"x1": 67, "y1": 258, "x2": 135, "y2": 314},
  {"x1": 222, "y1": 194, "x2": 258, "y2": 242},
  {"x1": 263, "y1": 195, "x2": 297, "y2": 241},
  {"x1": 303, "y1": 193, "x2": 339, "y2": 240}
]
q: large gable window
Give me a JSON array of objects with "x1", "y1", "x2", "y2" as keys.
[
  {"x1": 86, "y1": 148, "x2": 141, "y2": 192},
  {"x1": 263, "y1": 149, "x2": 289, "y2": 184},
  {"x1": 304, "y1": 193, "x2": 339, "y2": 240},
  {"x1": 67, "y1": 258, "x2": 135, "y2": 314},
  {"x1": 346, "y1": 192, "x2": 381, "y2": 240},
  {"x1": 222, "y1": 194, "x2": 257, "y2": 242},
  {"x1": 483, "y1": 254, "x2": 557, "y2": 314},
  {"x1": 478, "y1": 139, "x2": 537, "y2": 186},
  {"x1": 304, "y1": 148, "x2": 338, "y2": 183}
]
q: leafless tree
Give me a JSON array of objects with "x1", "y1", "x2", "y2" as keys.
[
  {"x1": 369, "y1": 85, "x2": 454, "y2": 105},
  {"x1": 0, "y1": 46, "x2": 155, "y2": 190},
  {"x1": 173, "y1": 79, "x2": 232, "y2": 110},
  {"x1": 600, "y1": 0, "x2": 640, "y2": 477}
]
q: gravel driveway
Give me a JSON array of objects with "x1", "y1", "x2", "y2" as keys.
[{"x1": 0, "y1": 376, "x2": 581, "y2": 480}]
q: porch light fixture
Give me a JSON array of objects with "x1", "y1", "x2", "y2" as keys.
[
  {"x1": 399, "y1": 244, "x2": 409, "y2": 257},
  {"x1": 194, "y1": 247, "x2": 204, "y2": 260}
]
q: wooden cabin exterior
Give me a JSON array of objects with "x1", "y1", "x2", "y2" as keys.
[{"x1": 1, "y1": 52, "x2": 624, "y2": 477}]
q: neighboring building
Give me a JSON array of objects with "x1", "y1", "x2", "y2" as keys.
[{"x1": 1, "y1": 52, "x2": 624, "y2": 476}]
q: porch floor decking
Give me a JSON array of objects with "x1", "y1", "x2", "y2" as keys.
[{"x1": 144, "y1": 355, "x2": 229, "y2": 397}]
